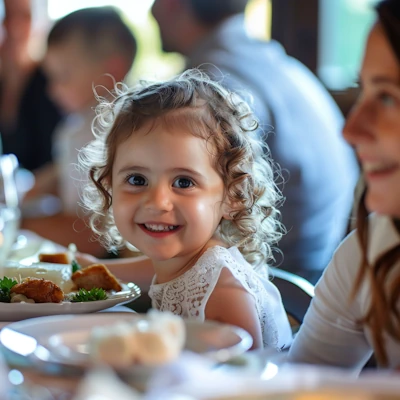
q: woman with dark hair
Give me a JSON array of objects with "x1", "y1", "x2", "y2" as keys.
[{"x1": 288, "y1": 0, "x2": 400, "y2": 371}]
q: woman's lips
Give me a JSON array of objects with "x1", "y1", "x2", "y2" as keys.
[{"x1": 363, "y1": 162, "x2": 399, "y2": 181}]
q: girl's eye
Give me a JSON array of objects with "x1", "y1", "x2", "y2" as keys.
[
  {"x1": 378, "y1": 92, "x2": 397, "y2": 107},
  {"x1": 126, "y1": 175, "x2": 147, "y2": 186},
  {"x1": 172, "y1": 178, "x2": 194, "y2": 189}
]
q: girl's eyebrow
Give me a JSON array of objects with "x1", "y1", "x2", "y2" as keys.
[
  {"x1": 170, "y1": 168, "x2": 206, "y2": 180},
  {"x1": 116, "y1": 166, "x2": 206, "y2": 179},
  {"x1": 117, "y1": 165, "x2": 149, "y2": 175}
]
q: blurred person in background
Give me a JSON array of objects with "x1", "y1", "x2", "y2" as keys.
[
  {"x1": 150, "y1": 0, "x2": 359, "y2": 283},
  {"x1": 21, "y1": 7, "x2": 137, "y2": 256},
  {"x1": 0, "y1": 0, "x2": 62, "y2": 171}
]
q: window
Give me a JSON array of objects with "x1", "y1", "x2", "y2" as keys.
[
  {"x1": 319, "y1": 0, "x2": 380, "y2": 90},
  {"x1": 246, "y1": 0, "x2": 271, "y2": 40}
]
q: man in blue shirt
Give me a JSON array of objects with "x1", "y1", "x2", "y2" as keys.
[{"x1": 151, "y1": 0, "x2": 359, "y2": 283}]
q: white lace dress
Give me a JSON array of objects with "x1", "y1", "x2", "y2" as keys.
[{"x1": 149, "y1": 246, "x2": 292, "y2": 349}]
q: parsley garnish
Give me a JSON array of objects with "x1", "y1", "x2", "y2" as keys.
[
  {"x1": 71, "y1": 260, "x2": 81, "y2": 274},
  {"x1": 0, "y1": 277, "x2": 18, "y2": 303},
  {"x1": 70, "y1": 288, "x2": 108, "y2": 302}
]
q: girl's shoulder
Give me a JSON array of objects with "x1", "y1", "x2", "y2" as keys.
[
  {"x1": 196, "y1": 245, "x2": 263, "y2": 291},
  {"x1": 197, "y1": 245, "x2": 249, "y2": 271}
]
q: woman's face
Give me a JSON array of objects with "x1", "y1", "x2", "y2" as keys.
[{"x1": 343, "y1": 23, "x2": 400, "y2": 217}]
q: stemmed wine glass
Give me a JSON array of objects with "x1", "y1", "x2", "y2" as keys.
[{"x1": 0, "y1": 154, "x2": 21, "y2": 278}]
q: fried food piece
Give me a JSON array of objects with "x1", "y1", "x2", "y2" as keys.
[
  {"x1": 72, "y1": 264, "x2": 122, "y2": 292},
  {"x1": 10, "y1": 278, "x2": 64, "y2": 303},
  {"x1": 39, "y1": 252, "x2": 70, "y2": 264}
]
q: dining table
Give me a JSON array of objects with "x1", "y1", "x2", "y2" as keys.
[
  {"x1": 0, "y1": 305, "x2": 139, "y2": 400},
  {"x1": 0, "y1": 229, "x2": 145, "y2": 399},
  {"x1": 2, "y1": 232, "x2": 400, "y2": 400},
  {"x1": 3, "y1": 320, "x2": 400, "y2": 400}
]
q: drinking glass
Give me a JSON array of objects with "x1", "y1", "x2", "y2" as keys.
[{"x1": 0, "y1": 154, "x2": 21, "y2": 278}]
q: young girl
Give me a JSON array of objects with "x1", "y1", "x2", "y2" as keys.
[{"x1": 79, "y1": 69, "x2": 292, "y2": 350}]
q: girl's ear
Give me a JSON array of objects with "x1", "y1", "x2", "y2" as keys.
[{"x1": 221, "y1": 200, "x2": 235, "y2": 221}]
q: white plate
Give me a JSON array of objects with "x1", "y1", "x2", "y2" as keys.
[
  {"x1": 0, "y1": 282, "x2": 141, "y2": 321},
  {"x1": 8, "y1": 230, "x2": 65, "y2": 266},
  {"x1": 0, "y1": 313, "x2": 252, "y2": 376}
]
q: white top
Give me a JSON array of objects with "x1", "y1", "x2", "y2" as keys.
[
  {"x1": 148, "y1": 246, "x2": 293, "y2": 350},
  {"x1": 288, "y1": 213, "x2": 400, "y2": 371},
  {"x1": 52, "y1": 110, "x2": 94, "y2": 214}
]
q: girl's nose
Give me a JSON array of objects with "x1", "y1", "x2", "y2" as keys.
[
  {"x1": 144, "y1": 184, "x2": 173, "y2": 212},
  {"x1": 342, "y1": 100, "x2": 374, "y2": 147}
]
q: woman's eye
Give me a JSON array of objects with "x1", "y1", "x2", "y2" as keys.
[
  {"x1": 378, "y1": 92, "x2": 396, "y2": 107},
  {"x1": 126, "y1": 175, "x2": 147, "y2": 186},
  {"x1": 172, "y1": 178, "x2": 194, "y2": 189}
]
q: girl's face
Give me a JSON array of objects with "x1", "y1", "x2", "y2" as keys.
[
  {"x1": 111, "y1": 119, "x2": 227, "y2": 266},
  {"x1": 343, "y1": 23, "x2": 400, "y2": 217}
]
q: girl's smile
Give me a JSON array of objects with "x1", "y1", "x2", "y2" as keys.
[{"x1": 138, "y1": 223, "x2": 182, "y2": 238}]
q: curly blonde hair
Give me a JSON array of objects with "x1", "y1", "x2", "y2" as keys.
[{"x1": 79, "y1": 69, "x2": 284, "y2": 268}]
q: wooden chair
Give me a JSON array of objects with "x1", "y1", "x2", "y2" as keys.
[{"x1": 269, "y1": 267, "x2": 315, "y2": 332}]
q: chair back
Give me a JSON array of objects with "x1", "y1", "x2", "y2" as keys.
[{"x1": 269, "y1": 267, "x2": 315, "y2": 327}]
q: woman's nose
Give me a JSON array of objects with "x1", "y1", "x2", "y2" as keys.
[
  {"x1": 144, "y1": 184, "x2": 173, "y2": 212},
  {"x1": 342, "y1": 100, "x2": 374, "y2": 147}
]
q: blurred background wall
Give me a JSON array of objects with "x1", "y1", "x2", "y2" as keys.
[{"x1": 0, "y1": 0, "x2": 381, "y2": 115}]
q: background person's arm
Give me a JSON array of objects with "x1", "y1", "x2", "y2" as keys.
[{"x1": 287, "y1": 229, "x2": 372, "y2": 371}]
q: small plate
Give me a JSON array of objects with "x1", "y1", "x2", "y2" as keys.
[
  {"x1": 0, "y1": 282, "x2": 141, "y2": 321},
  {"x1": 0, "y1": 313, "x2": 253, "y2": 376},
  {"x1": 8, "y1": 230, "x2": 65, "y2": 266}
]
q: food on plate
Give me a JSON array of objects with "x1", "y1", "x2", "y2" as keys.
[
  {"x1": 0, "y1": 245, "x2": 130, "y2": 304},
  {"x1": 89, "y1": 310, "x2": 186, "y2": 367},
  {"x1": 10, "y1": 293, "x2": 35, "y2": 303},
  {"x1": 38, "y1": 252, "x2": 70, "y2": 264},
  {"x1": 69, "y1": 287, "x2": 108, "y2": 302},
  {"x1": 71, "y1": 264, "x2": 122, "y2": 292},
  {"x1": 10, "y1": 278, "x2": 64, "y2": 303},
  {"x1": 2, "y1": 261, "x2": 75, "y2": 292},
  {"x1": 39, "y1": 252, "x2": 82, "y2": 273},
  {"x1": 0, "y1": 277, "x2": 18, "y2": 302},
  {"x1": 71, "y1": 260, "x2": 81, "y2": 273}
]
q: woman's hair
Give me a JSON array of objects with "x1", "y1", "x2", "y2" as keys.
[
  {"x1": 79, "y1": 69, "x2": 284, "y2": 268},
  {"x1": 351, "y1": 0, "x2": 400, "y2": 367},
  {"x1": 376, "y1": 0, "x2": 400, "y2": 61}
]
